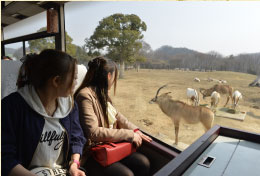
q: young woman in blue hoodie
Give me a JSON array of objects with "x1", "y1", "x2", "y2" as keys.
[{"x1": 2, "y1": 49, "x2": 86, "y2": 176}]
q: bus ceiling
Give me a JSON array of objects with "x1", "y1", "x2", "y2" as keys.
[{"x1": 1, "y1": 1, "x2": 68, "y2": 56}]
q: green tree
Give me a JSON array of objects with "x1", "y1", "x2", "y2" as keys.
[
  {"x1": 28, "y1": 27, "x2": 55, "y2": 53},
  {"x1": 133, "y1": 40, "x2": 152, "y2": 72},
  {"x1": 134, "y1": 55, "x2": 146, "y2": 72},
  {"x1": 65, "y1": 32, "x2": 77, "y2": 57},
  {"x1": 28, "y1": 27, "x2": 90, "y2": 63},
  {"x1": 85, "y1": 13, "x2": 147, "y2": 78},
  {"x1": 75, "y1": 46, "x2": 91, "y2": 65}
]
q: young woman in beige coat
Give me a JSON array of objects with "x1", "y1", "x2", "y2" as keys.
[{"x1": 76, "y1": 56, "x2": 152, "y2": 176}]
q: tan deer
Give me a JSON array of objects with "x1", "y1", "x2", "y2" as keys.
[
  {"x1": 200, "y1": 84, "x2": 233, "y2": 107},
  {"x1": 149, "y1": 85, "x2": 214, "y2": 145}
]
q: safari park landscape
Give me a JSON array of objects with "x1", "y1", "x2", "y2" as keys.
[{"x1": 111, "y1": 69, "x2": 260, "y2": 150}]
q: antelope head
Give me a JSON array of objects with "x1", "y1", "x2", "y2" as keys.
[
  {"x1": 199, "y1": 88, "x2": 207, "y2": 99},
  {"x1": 149, "y1": 85, "x2": 171, "y2": 104}
]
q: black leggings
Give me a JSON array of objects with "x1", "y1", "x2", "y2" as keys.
[{"x1": 85, "y1": 152, "x2": 150, "y2": 176}]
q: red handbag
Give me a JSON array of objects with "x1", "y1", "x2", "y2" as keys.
[{"x1": 90, "y1": 142, "x2": 136, "y2": 167}]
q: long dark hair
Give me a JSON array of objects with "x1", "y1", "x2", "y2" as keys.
[
  {"x1": 17, "y1": 49, "x2": 77, "y2": 96},
  {"x1": 76, "y1": 56, "x2": 118, "y2": 127}
]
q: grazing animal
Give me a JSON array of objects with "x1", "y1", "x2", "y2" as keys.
[
  {"x1": 219, "y1": 79, "x2": 227, "y2": 84},
  {"x1": 207, "y1": 77, "x2": 214, "y2": 82},
  {"x1": 150, "y1": 85, "x2": 214, "y2": 145},
  {"x1": 200, "y1": 84, "x2": 233, "y2": 107},
  {"x1": 194, "y1": 77, "x2": 200, "y2": 82},
  {"x1": 211, "y1": 91, "x2": 220, "y2": 111},
  {"x1": 232, "y1": 90, "x2": 242, "y2": 109},
  {"x1": 186, "y1": 88, "x2": 200, "y2": 106}
]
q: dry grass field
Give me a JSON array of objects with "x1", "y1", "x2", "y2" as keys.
[{"x1": 110, "y1": 69, "x2": 260, "y2": 150}]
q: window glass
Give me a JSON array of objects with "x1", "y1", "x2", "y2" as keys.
[
  {"x1": 65, "y1": 1, "x2": 260, "y2": 150},
  {"x1": 3, "y1": 11, "x2": 46, "y2": 40},
  {"x1": 25, "y1": 37, "x2": 56, "y2": 54},
  {"x1": 4, "y1": 42, "x2": 23, "y2": 61}
]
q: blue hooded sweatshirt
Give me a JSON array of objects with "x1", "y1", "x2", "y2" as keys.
[{"x1": 1, "y1": 85, "x2": 86, "y2": 176}]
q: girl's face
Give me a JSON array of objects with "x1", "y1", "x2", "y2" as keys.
[
  {"x1": 58, "y1": 64, "x2": 78, "y2": 97},
  {"x1": 108, "y1": 71, "x2": 115, "y2": 90}
]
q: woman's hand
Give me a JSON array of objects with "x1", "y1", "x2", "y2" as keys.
[
  {"x1": 136, "y1": 131, "x2": 152, "y2": 143},
  {"x1": 69, "y1": 154, "x2": 85, "y2": 176},
  {"x1": 133, "y1": 133, "x2": 142, "y2": 148},
  {"x1": 69, "y1": 163, "x2": 86, "y2": 176}
]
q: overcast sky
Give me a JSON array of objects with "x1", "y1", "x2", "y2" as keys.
[{"x1": 4, "y1": 1, "x2": 260, "y2": 57}]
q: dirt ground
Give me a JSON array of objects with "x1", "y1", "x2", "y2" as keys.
[{"x1": 110, "y1": 69, "x2": 260, "y2": 150}]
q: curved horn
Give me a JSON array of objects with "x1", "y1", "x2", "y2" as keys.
[
  {"x1": 155, "y1": 84, "x2": 167, "y2": 98},
  {"x1": 199, "y1": 88, "x2": 205, "y2": 94}
]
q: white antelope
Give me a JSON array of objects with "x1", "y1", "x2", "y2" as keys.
[
  {"x1": 150, "y1": 85, "x2": 214, "y2": 145},
  {"x1": 194, "y1": 77, "x2": 200, "y2": 82},
  {"x1": 219, "y1": 79, "x2": 227, "y2": 84},
  {"x1": 232, "y1": 90, "x2": 242, "y2": 109},
  {"x1": 211, "y1": 91, "x2": 220, "y2": 111},
  {"x1": 186, "y1": 88, "x2": 200, "y2": 106},
  {"x1": 207, "y1": 77, "x2": 214, "y2": 82}
]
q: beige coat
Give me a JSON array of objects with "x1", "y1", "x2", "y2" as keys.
[{"x1": 76, "y1": 86, "x2": 137, "y2": 149}]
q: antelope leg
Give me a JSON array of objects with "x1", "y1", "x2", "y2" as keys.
[
  {"x1": 174, "y1": 125, "x2": 179, "y2": 145},
  {"x1": 224, "y1": 96, "x2": 230, "y2": 107}
]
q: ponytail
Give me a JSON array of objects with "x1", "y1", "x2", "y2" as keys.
[{"x1": 17, "y1": 53, "x2": 38, "y2": 89}]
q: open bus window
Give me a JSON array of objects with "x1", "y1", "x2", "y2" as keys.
[
  {"x1": 4, "y1": 42, "x2": 23, "y2": 61},
  {"x1": 66, "y1": 1, "x2": 260, "y2": 151},
  {"x1": 25, "y1": 37, "x2": 55, "y2": 54},
  {"x1": 1, "y1": 1, "x2": 260, "y2": 175}
]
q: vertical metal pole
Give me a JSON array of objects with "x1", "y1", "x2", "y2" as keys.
[
  {"x1": 1, "y1": 26, "x2": 5, "y2": 57},
  {"x1": 1, "y1": 44, "x2": 5, "y2": 57},
  {"x1": 23, "y1": 40, "x2": 26, "y2": 55},
  {"x1": 55, "y1": 4, "x2": 65, "y2": 51}
]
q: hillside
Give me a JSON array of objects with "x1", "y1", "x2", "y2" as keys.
[
  {"x1": 5, "y1": 48, "x2": 16, "y2": 55},
  {"x1": 141, "y1": 45, "x2": 260, "y2": 75},
  {"x1": 153, "y1": 45, "x2": 199, "y2": 60}
]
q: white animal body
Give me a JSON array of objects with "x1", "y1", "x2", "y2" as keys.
[
  {"x1": 232, "y1": 90, "x2": 242, "y2": 109},
  {"x1": 194, "y1": 77, "x2": 200, "y2": 82},
  {"x1": 219, "y1": 80, "x2": 227, "y2": 84},
  {"x1": 210, "y1": 91, "x2": 220, "y2": 110},
  {"x1": 207, "y1": 77, "x2": 214, "y2": 82},
  {"x1": 187, "y1": 88, "x2": 200, "y2": 106}
]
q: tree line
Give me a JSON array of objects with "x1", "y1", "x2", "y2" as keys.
[
  {"x1": 140, "y1": 45, "x2": 260, "y2": 76},
  {"x1": 10, "y1": 13, "x2": 259, "y2": 77}
]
